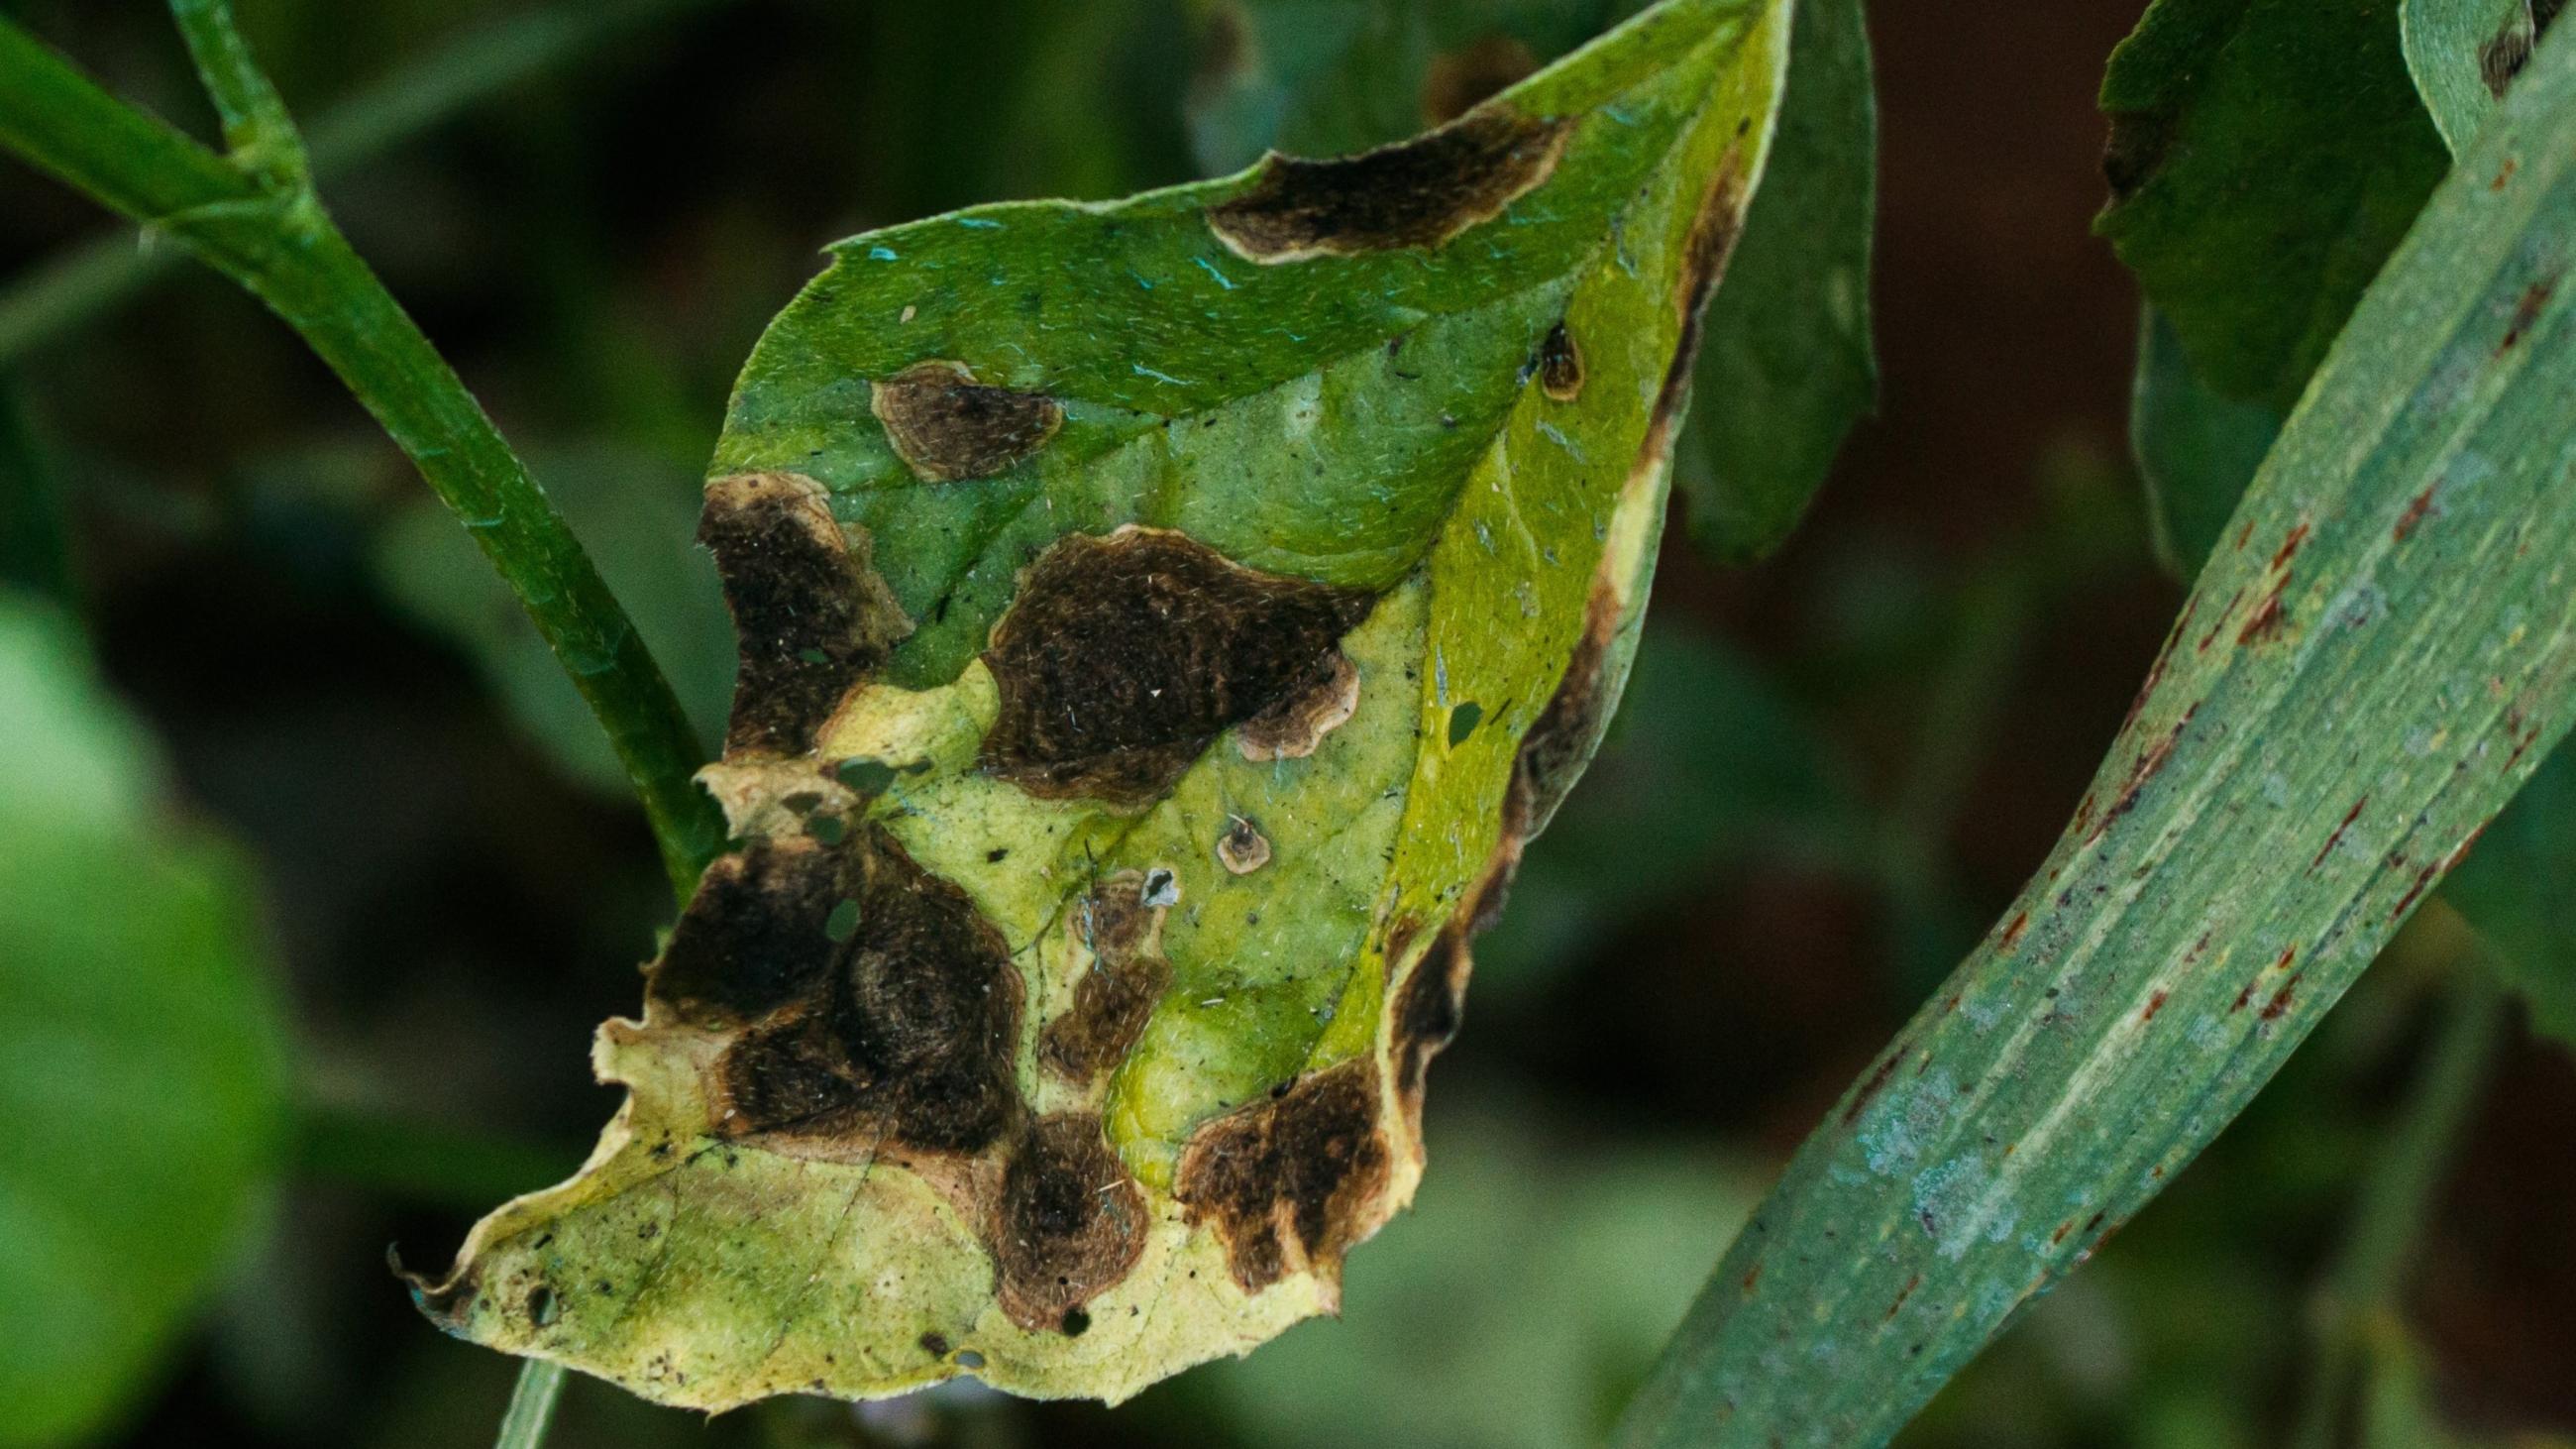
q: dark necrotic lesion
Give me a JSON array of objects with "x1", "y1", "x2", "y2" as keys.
[
  {"x1": 698, "y1": 472, "x2": 901, "y2": 755},
  {"x1": 697, "y1": 824, "x2": 1025, "y2": 1155},
  {"x1": 1039, "y1": 872, "x2": 1175, "y2": 1084},
  {"x1": 1207, "y1": 107, "x2": 1573, "y2": 262},
  {"x1": 990, "y1": 1113, "x2": 1147, "y2": 1329},
  {"x1": 1173, "y1": 1059, "x2": 1390, "y2": 1293},
  {"x1": 979, "y1": 529, "x2": 1375, "y2": 807},
  {"x1": 870, "y1": 361, "x2": 1064, "y2": 483}
]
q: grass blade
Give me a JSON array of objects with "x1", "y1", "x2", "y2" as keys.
[{"x1": 1617, "y1": 26, "x2": 2576, "y2": 1447}]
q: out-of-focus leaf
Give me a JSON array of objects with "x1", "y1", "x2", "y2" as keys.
[
  {"x1": 1475, "y1": 619, "x2": 1861, "y2": 997},
  {"x1": 413, "y1": 0, "x2": 1799, "y2": 1410},
  {"x1": 1618, "y1": 29, "x2": 2576, "y2": 1445},
  {"x1": 1192, "y1": 1095, "x2": 1760, "y2": 1449},
  {"x1": 1184, "y1": 0, "x2": 1617, "y2": 173},
  {"x1": 0, "y1": 593, "x2": 290, "y2": 1446},
  {"x1": 2401, "y1": 0, "x2": 2568, "y2": 153},
  {"x1": 2097, "y1": 0, "x2": 2449, "y2": 412},
  {"x1": 1673, "y1": 0, "x2": 1874, "y2": 562},
  {"x1": 2129, "y1": 303, "x2": 2283, "y2": 579},
  {"x1": 0, "y1": 380, "x2": 74, "y2": 607},
  {"x1": 373, "y1": 443, "x2": 735, "y2": 796},
  {"x1": 2443, "y1": 751, "x2": 2576, "y2": 1048},
  {"x1": 1190, "y1": 0, "x2": 1874, "y2": 563}
]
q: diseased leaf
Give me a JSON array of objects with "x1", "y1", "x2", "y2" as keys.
[
  {"x1": 2402, "y1": 0, "x2": 2567, "y2": 153},
  {"x1": 1673, "y1": 0, "x2": 1874, "y2": 562},
  {"x1": 2097, "y1": 0, "x2": 2449, "y2": 413},
  {"x1": 0, "y1": 592, "x2": 289, "y2": 1446},
  {"x1": 1618, "y1": 28, "x2": 2576, "y2": 1445},
  {"x1": 2129, "y1": 302, "x2": 2284, "y2": 577},
  {"x1": 412, "y1": 0, "x2": 1794, "y2": 1408},
  {"x1": 1187, "y1": 0, "x2": 1875, "y2": 564}
]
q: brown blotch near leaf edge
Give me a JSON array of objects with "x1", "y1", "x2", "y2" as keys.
[
  {"x1": 699, "y1": 472, "x2": 909, "y2": 755},
  {"x1": 990, "y1": 1114, "x2": 1148, "y2": 1332},
  {"x1": 1207, "y1": 107, "x2": 1573, "y2": 264},
  {"x1": 1174, "y1": 1059, "x2": 1392, "y2": 1294},
  {"x1": 981, "y1": 528, "x2": 1376, "y2": 807},
  {"x1": 1236, "y1": 651, "x2": 1361, "y2": 761},
  {"x1": 650, "y1": 836, "x2": 856, "y2": 1029},
  {"x1": 871, "y1": 360, "x2": 1064, "y2": 484}
]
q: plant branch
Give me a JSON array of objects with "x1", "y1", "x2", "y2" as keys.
[
  {"x1": 496, "y1": 1361, "x2": 569, "y2": 1449},
  {"x1": 0, "y1": 14, "x2": 723, "y2": 896},
  {"x1": 0, "y1": 0, "x2": 720, "y2": 365},
  {"x1": 2288, "y1": 963, "x2": 2507, "y2": 1449}
]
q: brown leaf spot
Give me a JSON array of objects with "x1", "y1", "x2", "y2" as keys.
[
  {"x1": 699, "y1": 472, "x2": 909, "y2": 754},
  {"x1": 2140, "y1": 990, "x2": 2169, "y2": 1023},
  {"x1": 1174, "y1": 1059, "x2": 1392, "y2": 1294},
  {"x1": 2500, "y1": 277, "x2": 2557, "y2": 354},
  {"x1": 650, "y1": 836, "x2": 856, "y2": 1028},
  {"x1": 1392, "y1": 930, "x2": 1470, "y2": 1117},
  {"x1": 1999, "y1": 912, "x2": 2030, "y2": 951},
  {"x1": 982, "y1": 528, "x2": 1375, "y2": 806},
  {"x1": 1421, "y1": 34, "x2": 1539, "y2": 126},
  {"x1": 1842, "y1": 1040, "x2": 1910, "y2": 1127},
  {"x1": 870, "y1": 361, "x2": 1063, "y2": 484},
  {"x1": 711, "y1": 825, "x2": 1023, "y2": 1155},
  {"x1": 1206, "y1": 108, "x2": 1572, "y2": 264},
  {"x1": 1235, "y1": 651, "x2": 1361, "y2": 762},
  {"x1": 1537, "y1": 320, "x2": 1584, "y2": 401},
  {"x1": 1507, "y1": 585, "x2": 1619, "y2": 841},
  {"x1": 2310, "y1": 799, "x2": 2367, "y2": 873},
  {"x1": 989, "y1": 1114, "x2": 1148, "y2": 1331},
  {"x1": 1644, "y1": 148, "x2": 1753, "y2": 451},
  {"x1": 2394, "y1": 488, "x2": 2437, "y2": 542},
  {"x1": 1039, "y1": 872, "x2": 1174, "y2": 1086},
  {"x1": 2259, "y1": 972, "x2": 2303, "y2": 1023},
  {"x1": 1217, "y1": 815, "x2": 1272, "y2": 874}
]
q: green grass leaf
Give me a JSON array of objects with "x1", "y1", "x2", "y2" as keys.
[
  {"x1": 0, "y1": 593, "x2": 289, "y2": 1446},
  {"x1": 2097, "y1": 0, "x2": 2449, "y2": 413},
  {"x1": 1617, "y1": 23, "x2": 2576, "y2": 1444},
  {"x1": 410, "y1": 0, "x2": 1799, "y2": 1410}
]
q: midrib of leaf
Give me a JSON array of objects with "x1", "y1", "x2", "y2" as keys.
[{"x1": 1616, "y1": 22, "x2": 2576, "y2": 1447}]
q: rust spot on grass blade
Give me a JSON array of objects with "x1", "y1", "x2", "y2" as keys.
[{"x1": 2310, "y1": 799, "x2": 2366, "y2": 873}]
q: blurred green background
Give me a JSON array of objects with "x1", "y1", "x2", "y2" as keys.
[{"x1": 1, "y1": 1, "x2": 2570, "y2": 1446}]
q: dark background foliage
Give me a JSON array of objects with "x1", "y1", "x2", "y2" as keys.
[{"x1": 1, "y1": 1, "x2": 2569, "y2": 1445}]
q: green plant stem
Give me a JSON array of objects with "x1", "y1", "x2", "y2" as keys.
[
  {"x1": 0, "y1": 16, "x2": 724, "y2": 896},
  {"x1": 0, "y1": 0, "x2": 718, "y2": 365},
  {"x1": 496, "y1": 1361, "x2": 569, "y2": 1449},
  {"x1": 2288, "y1": 967, "x2": 2507, "y2": 1449}
]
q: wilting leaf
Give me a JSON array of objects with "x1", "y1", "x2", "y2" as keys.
[
  {"x1": 1673, "y1": 0, "x2": 1874, "y2": 562},
  {"x1": 2401, "y1": 0, "x2": 2567, "y2": 153},
  {"x1": 1188, "y1": 0, "x2": 1874, "y2": 564},
  {"x1": 2128, "y1": 303, "x2": 2284, "y2": 577},
  {"x1": 413, "y1": 0, "x2": 1794, "y2": 1408},
  {"x1": 1618, "y1": 29, "x2": 2576, "y2": 1445},
  {"x1": 0, "y1": 592, "x2": 289, "y2": 1446},
  {"x1": 2097, "y1": 0, "x2": 2449, "y2": 412}
]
